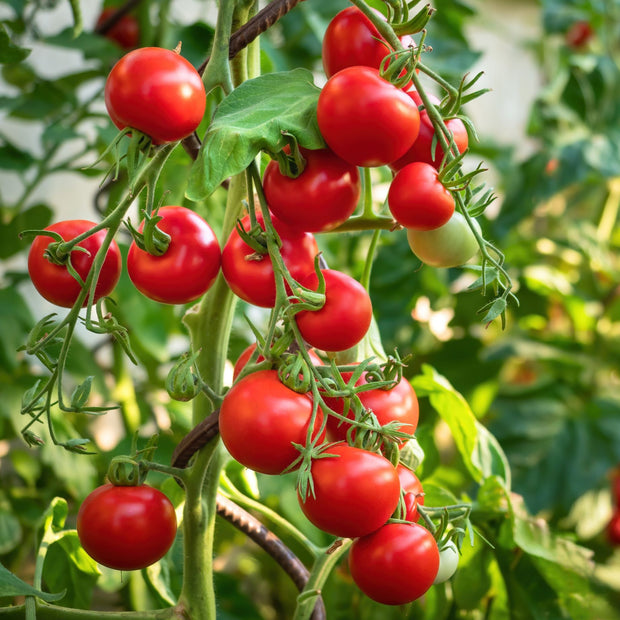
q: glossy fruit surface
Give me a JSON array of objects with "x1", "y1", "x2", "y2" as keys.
[
  {"x1": 96, "y1": 7, "x2": 139, "y2": 49},
  {"x1": 105, "y1": 47, "x2": 206, "y2": 144},
  {"x1": 28, "y1": 219, "x2": 121, "y2": 308},
  {"x1": 127, "y1": 206, "x2": 221, "y2": 305}
]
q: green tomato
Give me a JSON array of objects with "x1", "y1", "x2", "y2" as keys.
[
  {"x1": 433, "y1": 541, "x2": 459, "y2": 584},
  {"x1": 406, "y1": 211, "x2": 481, "y2": 268}
]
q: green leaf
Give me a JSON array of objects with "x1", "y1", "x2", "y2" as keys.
[
  {"x1": 0, "y1": 24, "x2": 30, "y2": 63},
  {"x1": 187, "y1": 69, "x2": 324, "y2": 201},
  {"x1": 0, "y1": 139, "x2": 35, "y2": 171},
  {"x1": 0, "y1": 508, "x2": 22, "y2": 554},
  {"x1": 0, "y1": 287, "x2": 35, "y2": 371},
  {"x1": 0, "y1": 203, "x2": 52, "y2": 260},
  {"x1": 412, "y1": 364, "x2": 510, "y2": 483},
  {"x1": 0, "y1": 561, "x2": 64, "y2": 602}
]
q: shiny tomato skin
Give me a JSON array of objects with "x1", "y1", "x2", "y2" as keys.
[
  {"x1": 105, "y1": 47, "x2": 206, "y2": 144},
  {"x1": 349, "y1": 522, "x2": 439, "y2": 605},
  {"x1": 298, "y1": 443, "x2": 401, "y2": 538},
  {"x1": 326, "y1": 374, "x2": 419, "y2": 447},
  {"x1": 397, "y1": 464, "x2": 424, "y2": 522},
  {"x1": 28, "y1": 220, "x2": 121, "y2": 308},
  {"x1": 96, "y1": 7, "x2": 139, "y2": 49},
  {"x1": 322, "y1": 6, "x2": 412, "y2": 78},
  {"x1": 317, "y1": 66, "x2": 420, "y2": 168},
  {"x1": 219, "y1": 370, "x2": 325, "y2": 475},
  {"x1": 295, "y1": 269, "x2": 372, "y2": 352},
  {"x1": 221, "y1": 213, "x2": 318, "y2": 308},
  {"x1": 263, "y1": 148, "x2": 360, "y2": 233},
  {"x1": 406, "y1": 211, "x2": 481, "y2": 268},
  {"x1": 77, "y1": 484, "x2": 177, "y2": 571},
  {"x1": 391, "y1": 90, "x2": 468, "y2": 171},
  {"x1": 388, "y1": 161, "x2": 455, "y2": 230},
  {"x1": 127, "y1": 206, "x2": 220, "y2": 305}
]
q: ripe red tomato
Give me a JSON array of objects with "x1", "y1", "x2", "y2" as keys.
[
  {"x1": 77, "y1": 484, "x2": 177, "y2": 571},
  {"x1": 607, "y1": 511, "x2": 620, "y2": 546},
  {"x1": 298, "y1": 443, "x2": 400, "y2": 538},
  {"x1": 232, "y1": 343, "x2": 322, "y2": 381},
  {"x1": 221, "y1": 213, "x2": 318, "y2": 308},
  {"x1": 219, "y1": 370, "x2": 325, "y2": 475},
  {"x1": 406, "y1": 211, "x2": 481, "y2": 268},
  {"x1": 262, "y1": 147, "x2": 360, "y2": 233},
  {"x1": 348, "y1": 522, "x2": 439, "y2": 605},
  {"x1": 388, "y1": 161, "x2": 455, "y2": 230},
  {"x1": 325, "y1": 374, "x2": 419, "y2": 447},
  {"x1": 294, "y1": 269, "x2": 373, "y2": 352},
  {"x1": 105, "y1": 47, "x2": 206, "y2": 144},
  {"x1": 322, "y1": 6, "x2": 413, "y2": 78},
  {"x1": 565, "y1": 21, "x2": 594, "y2": 49},
  {"x1": 28, "y1": 220, "x2": 121, "y2": 308},
  {"x1": 96, "y1": 7, "x2": 139, "y2": 50},
  {"x1": 391, "y1": 90, "x2": 468, "y2": 171},
  {"x1": 317, "y1": 66, "x2": 420, "y2": 168},
  {"x1": 397, "y1": 464, "x2": 424, "y2": 522},
  {"x1": 127, "y1": 206, "x2": 221, "y2": 305}
]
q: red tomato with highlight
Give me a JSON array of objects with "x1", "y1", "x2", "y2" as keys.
[
  {"x1": 388, "y1": 161, "x2": 455, "y2": 230},
  {"x1": 295, "y1": 269, "x2": 372, "y2": 352},
  {"x1": 127, "y1": 206, "x2": 220, "y2": 305},
  {"x1": 77, "y1": 484, "x2": 177, "y2": 571},
  {"x1": 28, "y1": 220, "x2": 121, "y2": 308},
  {"x1": 298, "y1": 443, "x2": 400, "y2": 538},
  {"x1": 317, "y1": 66, "x2": 420, "y2": 168},
  {"x1": 391, "y1": 90, "x2": 468, "y2": 171},
  {"x1": 322, "y1": 6, "x2": 413, "y2": 78},
  {"x1": 105, "y1": 47, "x2": 206, "y2": 144},
  {"x1": 326, "y1": 374, "x2": 419, "y2": 447},
  {"x1": 349, "y1": 522, "x2": 439, "y2": 605},
  {"x1": 263, "y1": 148, "x2": 360, "y2": 233},
  {"x1": 219, "y1": 370, "x2": 325, "y2": 475},
  {"x1": 221, "y1": 213, "x2": 318, "y2": 308},
  {"x1": 96, "y1": 7, "x2": 139, "y2": 49},
  {"x1": 397, "y1": 464, "x2": 424, "y2": 522}
]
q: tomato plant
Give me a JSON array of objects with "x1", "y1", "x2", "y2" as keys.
[
  {"x1": 219, "y1": 370, "x2": 324, "y2": 475},
  {"x1": 27, "y1": 220, "x2": 121, "y2": 308},
  {"x1": 388, "y1": 161, "x2": 455, "y2": 230},
  {"x1": 348, "y1": 522, "x2": 440, "y2": 605},
  {"x1": 406, "y1": 210, "x2": 481, "y2": 267},
  {"x1": 221, "y1": 213, "x2": 318, "y2": 308},
  {"x1": 95, "y1": 7, "x2": 139, "y2": 49},
  {"x1": 104, "y1": 47, "x2": 206, "y2": 144},
  {"x1": 76, "y1": 484, "x2": 177, "y2": 571},
  {"x1": 321, "y1": 6, "x2": 412, "y2": 78},
  {"x1": 262, "y1": 147, "x2": 360, "y2": 233},
  {"x1": 317, "y1": 66, "x2": 420, "y2": 167},
  {"x1": 127, "y1": 206, "x2": 221, "y2": 305},
  {"x1": 297, "y1": 443, "x2": 400, "y2": 538},
  {"x1": 294, "y1": 269, "x2": 373, "y2": 352}
]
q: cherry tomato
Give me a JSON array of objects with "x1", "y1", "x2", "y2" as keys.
[
  {"x1": 607, "y1": 511, "x2": 620, "y2": 546},
  {"x1": 388, "y1": 161, "x2": 455, "y2": 230},
  {"x1": 397, "y1": 464, "x2": 424, "y2": 522},
  {"x1": 325, "y1": 374, "x2": 419, "y2": 447},
  {"x1": 219, "y1": 370, "x2": 325, "y2": 475},
  {"x1": 322, "y1": 6, "x2": 413, "y2": 78},
  {"x1": 127, "y1": 206, "x2": 221, "y2": 305},
  {"x1": 77, "y1": 484, "x2": 177, "y2": 571},
  {"x1": 263, "y1": 147, "x2": 360, "y2": 233},
  {"x1": 105, "y1": 47, "x2": 206, "y2": 144},
  {"x1": 221, "y1": 213, "x2": 318, "y2": 308},
  {"x1": 566, "y1": 21, "x2": 594, "y2": 49},
  {"x1": 28, "y1": 220, "x2": 121, "y2": 308},
  {"x1": 295, "y1": 269, "x2": 372, "y2": 352},
  {"x1": 348, "y1": 522, "x2": 439, "y2": 605},
  {"x1": 298, "y1": 443, "x2": 400, "y2": 538},
  {"x1": 391, "y1": 90, "x2": 468, "y2": 171},
  {"x1": 406, "y1": 211, "x2": 481, "y2": 268},
  {"x1": 232, "y1": 343, "x2": 322, "y2": 381},
  {"x1": 433, "y1": 540, "x2": 459, "y2": 584},
  {"x1": 317, "y1": 66, "x2": 420, "y2": 168},
  {"x1": 95, "y1": 7, "x2": 139, "y2": 50}
]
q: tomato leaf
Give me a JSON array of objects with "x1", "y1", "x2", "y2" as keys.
[
  {"x1": 0, "y1": 24, "x2": 31, "y2": 63},
  {"x1": 0, "y1": 561, "x2": 65, "y2": 602},
  {"x1": 187, "y1": 69, "x2": 324, "y2": 201}
]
